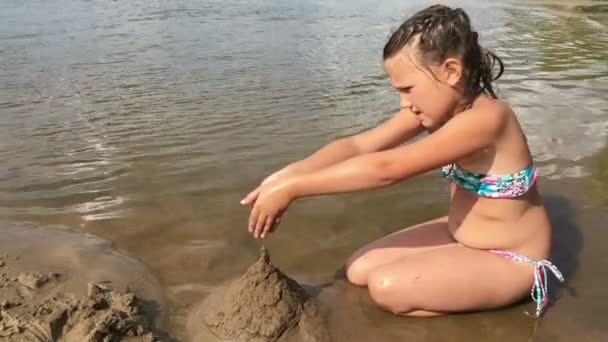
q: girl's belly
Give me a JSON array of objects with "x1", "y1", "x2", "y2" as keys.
[{"x1": 447, "y1": 184, "x2": 552, "y2": 260}]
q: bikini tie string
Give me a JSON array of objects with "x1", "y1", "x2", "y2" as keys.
[
  {"x1": 527, "y1": 259, "x2": 564, "y2": 318},
  {"x1": 489, "y1": 249, "x2": 565, "y2": 318}
]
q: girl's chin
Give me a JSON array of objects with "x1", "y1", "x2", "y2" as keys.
[{"x1": 422, "y1": 120, "x2": 441, "y2": 133}]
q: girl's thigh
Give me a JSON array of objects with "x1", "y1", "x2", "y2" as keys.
[
  {"x1": 346, "y1": 216, "x2": 457, "y2": 286},
  {"x1": 367, "y1": 244, "x2": 535, "y2": 315}
]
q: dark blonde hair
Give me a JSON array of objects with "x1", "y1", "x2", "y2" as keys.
[{"x1": 384, "y1": 5, "x2": 504, "y2": 105}]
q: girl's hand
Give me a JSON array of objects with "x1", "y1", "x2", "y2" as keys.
[
  {"x1": 240, "y1": 165, "x2": 300, "y2": 206},
  {"x1": 246, "y1": 179, "x2": 296, "y2": 239}
]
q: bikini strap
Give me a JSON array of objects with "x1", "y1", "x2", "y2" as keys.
[
  {"x1": 489, "y1": 249, "x2": 565, "y2": 318},
  {"x1": 527, "y1": 259, "x2": 564, "y2": 318}
]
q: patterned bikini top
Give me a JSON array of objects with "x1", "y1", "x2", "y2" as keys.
[{"x1": 441, "y1": 163, "x2": 538, "y2": 198}]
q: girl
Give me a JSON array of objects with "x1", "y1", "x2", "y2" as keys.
[{"x1": 241, "y1": 4, "x2": 563, "y2": 318}]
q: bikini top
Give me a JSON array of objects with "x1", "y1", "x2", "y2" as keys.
[{"x1": 441, "y1": 163, "x2": 537, "y2": 198}]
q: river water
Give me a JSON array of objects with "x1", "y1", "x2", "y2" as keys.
[{"x1": 1, "y1": 0, "x2": 607, "y2": 341}]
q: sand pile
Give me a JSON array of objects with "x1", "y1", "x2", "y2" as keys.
[
  {"x1": 0, "y1": 257, "x2": 160, "y2": 341},
  {"x1": 0, "y1": 224, "x2": 171, "y2": 342},
  {"x1": 188, "y1": 247, "x2": 331, "y2": 342}
]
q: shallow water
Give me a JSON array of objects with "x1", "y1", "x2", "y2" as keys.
[{"x1": 1, "y1": 0, "x2": 607, "y2": 340}]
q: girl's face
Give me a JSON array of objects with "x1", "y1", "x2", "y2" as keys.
[{"x1": 384, "y1": 46, "x2": 464, "y2": 132}]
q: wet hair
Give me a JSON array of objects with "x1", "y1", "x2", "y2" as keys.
[{"x1": 383, "y1": 5, "x2": 504, "y2": 106}]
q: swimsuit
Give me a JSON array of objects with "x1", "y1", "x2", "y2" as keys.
[
  {"x1": 441, "y1": 163, "x2": 537, "y2": 199},
  {"x1": 442, "y1": 163, "x2": 564, "y2": 317}
]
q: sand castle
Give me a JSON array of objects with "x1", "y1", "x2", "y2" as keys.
[{"x1": 191, "y1": 247, "x2": 331, "y2": 342}]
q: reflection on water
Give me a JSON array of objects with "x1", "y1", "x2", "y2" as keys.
[{"x1": 1, "y1": 0, "x2": 608, "y2": 340}]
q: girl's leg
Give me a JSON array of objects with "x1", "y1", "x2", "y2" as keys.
[
  {"x1": 366, "y1": 244, "x2": 535, "y2": 316},
  {"x1": 346, "y1": 216, "x2": 457, "y2": 286}
]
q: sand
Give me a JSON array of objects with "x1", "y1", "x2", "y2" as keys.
[
  {"x1": 0, "y1": 225, "x2": 333, "y2": 342},
  {"x1": 0, "y1": 224, "x2": 171, "y2": 341},
  {"x1": 187, "y1": 247, "x2": 331, "y2": 342}
]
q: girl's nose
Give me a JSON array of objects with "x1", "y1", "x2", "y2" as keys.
[{"x1": 400, "y1": 98, "x2": 412, "y2": 111}]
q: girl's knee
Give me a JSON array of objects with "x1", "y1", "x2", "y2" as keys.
[
  {"x1": 345, "y1": 254, "x2": 369, "y2": 286},
  {"x1": 367, "y1": 270, "x2": 413, "y2": 314}
]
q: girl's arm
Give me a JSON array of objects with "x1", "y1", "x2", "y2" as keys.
[
  {"x1": 241, "y1": 108, "x2": 423, "y2": 204},
  {"x1": 288, "y1": 107, "x2": 508, "y2": 197},
  {"x1": 287, "y1": 108, "x2": 424, "y2": 173}
]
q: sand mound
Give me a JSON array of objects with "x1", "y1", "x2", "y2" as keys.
[
  {"x1": 0, "y1": 260, "x2": 160, "y2": 341},
  {"x1": 0, "y1": 224, "x2": 171, "y2": 341},
  {"x1": 188, "y1": 247, "x2": 331, "y2": 342},
  {"x1": 0, "y1": 260, "x2": 156, "y2": 342}
]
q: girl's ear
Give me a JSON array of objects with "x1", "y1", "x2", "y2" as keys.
[{"x1": 441, "y1": 57, "x2": 463, "y2": 86}]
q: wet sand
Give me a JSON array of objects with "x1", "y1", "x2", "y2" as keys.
[
  {"x1": 2, "y1": 176, "x2": 603, "y2": 342},
  {"x1": 160, "y1": 175, "x2": 606, "y2": 342}
]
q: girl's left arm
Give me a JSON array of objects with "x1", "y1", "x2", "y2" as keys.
[{"x1": 290, "y1": 107, "x2": 508, "y2": 197}]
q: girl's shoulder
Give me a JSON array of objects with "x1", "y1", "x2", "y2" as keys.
[
  {"x1": 463, "y1": 95, "x2": 517, "y2": 135},
  {"x1": 450, "y1": 95, "x2": 509, "y2": 133},
  {"x1": 466, "y1": 96, "x2": 532, "y2": 168},
  {"x1": 469, "y1": 95, "x2": 513, "y2": 118}
]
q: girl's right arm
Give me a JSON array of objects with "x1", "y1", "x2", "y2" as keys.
[
  {"x1": 242, "y1": 108, "x2": 422, "y2": 204},
  {"x1": 286, "y1": 108, "x2": 424, "y2": 174}
]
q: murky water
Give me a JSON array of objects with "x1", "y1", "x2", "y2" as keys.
[{"x1": 1, "y1": 0, "x2": 607, "y2": 340}]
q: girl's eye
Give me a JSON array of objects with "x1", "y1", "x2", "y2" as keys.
[{"x1": 400, "y1": 87, "x2": 413, "y2": 93}]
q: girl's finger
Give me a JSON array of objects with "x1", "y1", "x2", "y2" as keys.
[
  {"x1": 254, "y1": 212, "x2": 268, "y2": 238},
  {"x1": 241, "y1": 186, "x2": 260, "y2": 205},
  {"x1": 260, "y1": 216, "x2": 274, "y2": 239},
  {"x1": 248, "y1": 205, "x2": 260, "y2": 233}
]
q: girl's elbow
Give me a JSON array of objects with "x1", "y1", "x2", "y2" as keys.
[{"x1": 376, "y1": 160, "x2": 407, "y2": 185}]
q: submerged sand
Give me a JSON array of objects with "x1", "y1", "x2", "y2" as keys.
[{"x1": 0, "y1": 224, "x2": 170, "y2": 341}]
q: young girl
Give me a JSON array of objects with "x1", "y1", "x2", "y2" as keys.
[{"x1": 241, "y1": 4, "x2": 563, "y2": 318}]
